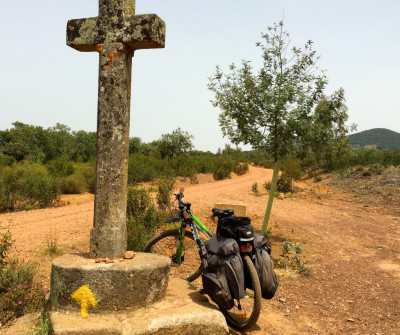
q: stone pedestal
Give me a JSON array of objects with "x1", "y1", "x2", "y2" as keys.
[
  {"x1": 50, "y1": 253, "x2": 170, "y2": 314},
  {"x1": 50, "y1": 277, "x2": 229, "y2": 335}
]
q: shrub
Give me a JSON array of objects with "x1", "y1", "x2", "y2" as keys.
[
  {"x1": 362, "y1": 169, "x2": 373, "y2": 177},
  {"x1": 46, "y1": 156, "x2": 74, "y2": 177},
  {"x1": 0, "y1": 161, "x2": 59, "y2": 212},
  {"x1": 251, "y1": 182, "x2": 258, "y2": 195},
  {"x1": 126, "y1": 187, "x2": 166, "y2": 252},
  {"x1": 370, "y1": 163, "x2": 385, "y2": 175},
  {"x1": 44, "y1": 236, "x2": 62, "y2": 256},
  {"x1": 234, "y1": 163, "x2": 249, "y2": 175},
  {"x1": 156, "y1": 176, "x2": 175, "y2": 210},
  {"x1": 263, "y1": 181, "x2": 271, "y2": 191},
  {"x1": 276, "y1": 174, "x2": 293, "y2": 193},
  {"x1": 0, "y1": 154, "x2": 15, "y2": 167},
  {"x1": 128, "y1": 154, "x2": 159, "y2": 183},
  {"x1": 31, "y1": 313, "x2": 51, "y2": 335},
  {"x1": 213, "y1": 167, "x2": 230, "y2": 180},
  {"x1": 76, "y1": 161, "x2": 96, "y2": 193},
  {"x1": 354, "y1": 165, "x2": 364, "y2": 172},
  {"x1": 58, "y1": 174, "x2": 86, "y2": 194},
  {"x1": 281, "y1": 160, "x2": 302, "y2": 181},
  {"x1": 0, "y1": 259, "x2": 45, "y2": 327},
  {"x1": 0, "y1": 228, "x2": 13, "y2": 267},
  {"x1": 313, "y1": 175, "x2": 322, "y2": 183},
  {"x1": 0, "y1": 232, "x2": 45, "y2": 327}
]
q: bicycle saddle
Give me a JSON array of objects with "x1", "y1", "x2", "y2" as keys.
[{"x1": 211, "y1": 208, "x2": 234, "y2": 218}]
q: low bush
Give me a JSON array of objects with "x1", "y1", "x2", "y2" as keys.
[
  {"x1": 213, "y1": 157, "x2": 234, "y2": 180},
  {"x1": 234, "y1": 163, "x2": 249, "y2": 176},
  {"x1": 156, "y1": 176, "x2": 175, "y2": 210},
  {"x1": 370, "y1": 163, "x2": 385, "y2": 175},
  {"x1": 0, "y1": 154, "x2": 15, "y2": 167},
  {"x1": 46, "y1": 156, "x2": 74, "y2": 177},
  {"x1": 75, "y1": 161, "x2": 96, "y2": 193},
  {"x1": 281, "y1": 160, "x2": 302, "y2": 181},
  {"x1": 251, "y1": 182, "x2": 258, "y2": 195},
  {"x1": 58, "y1": 174, "x2": 86, "y2": 194},
  {"x1": 126, "y1": 187, "x2": 166, "y2": 252},
  {"x1": 276, "y1": 174, "x2": 293, "y2": 193},
  {"x1": 0, "y1": 231, "x2": 45, "y2": 327},
  {"x1": 0, "y1": 161, "x2": 59, "y2": 212}
]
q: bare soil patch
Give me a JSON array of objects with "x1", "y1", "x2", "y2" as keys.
[{"x1": 1, "y1": 166, "x2": 399, "y2": 334}]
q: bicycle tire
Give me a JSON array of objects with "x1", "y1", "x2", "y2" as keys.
[
  {"x1": 218, "y1": 255, "x2": 262, "y2": 331},
  {"x1": 143, "y1": 229, "x2": 204, "y2": 282}
]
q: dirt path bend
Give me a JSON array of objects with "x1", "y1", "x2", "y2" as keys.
[{"x1": 1, "y1": 165, "x2": 399, "y2": 334}]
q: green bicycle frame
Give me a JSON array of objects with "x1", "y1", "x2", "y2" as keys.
[
  {"x1": 188, "y1": 212, "x2": 211, "y2": 235},
  {"x1": 173, "y1": 212, "x2": 211, "y2": 265}
]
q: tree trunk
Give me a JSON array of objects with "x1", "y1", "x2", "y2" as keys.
[{"x1": 261, "y1": 161, "x2": 281, "y2": 235}]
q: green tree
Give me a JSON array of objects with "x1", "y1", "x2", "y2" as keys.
[
  {"x1": 2, "y1": 122, "x2": 47, "y2": 161},
  {"x1": 308, "y1": 89, "x2": 355, "y2": 168},
  {"x1": 158, "y1": 128, "x2": 194, "y2": 159},
  {"x1": 71, "y1": 130, "x2": 97, "y2": 161},
  {"x1": 129, "y1": 137, "x2": 142, "y2": 154},
  {"x1": 208, "y1": 21, "x2": 327, "y2": 234}
]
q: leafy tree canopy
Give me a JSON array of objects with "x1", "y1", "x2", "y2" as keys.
[
  {"x1": 208, "y1": 20, "x2": 329, "y2": 162},
  {"x1": 157, "y1": 128, "x2": 194, "y2": 159}
]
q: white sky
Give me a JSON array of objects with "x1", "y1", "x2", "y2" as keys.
[{"x1": 0, "y1": 0, "x2": 399, "y2": 152}]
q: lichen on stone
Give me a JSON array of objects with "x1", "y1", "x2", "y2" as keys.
[
  {"x1": 133, "y1": 26, "x2": 143, "y2": 40},
  {"x1": 73, "y1": 18, "x2": 97, "y2": 45},
  {"x1": 105, "y1": 31, "x2": 116, "y2": 43}
]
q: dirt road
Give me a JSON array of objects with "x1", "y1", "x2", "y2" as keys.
[{"x1": 1, "y1": 165, "x2": 399, "y2": 334}]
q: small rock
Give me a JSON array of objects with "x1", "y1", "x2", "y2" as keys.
[
  {"x1": 95, "y1": 259, "x2": 101, "y2": 263},
  {"x1": 119, "y1": 259, "x2": 125, "y2": 262},
  {"x1": 347, "y1": 318, "x2": 355, "y2": 322},
  {"x1": 123, "y1": 251, "x2": 135, "y2": 259},
  {"x1": 278, "y1": 193, "x2": 285, "y2": 200},
  {"x1": 105, "y1": 258, "x2": 114, "y2": 263},
  {"x1": 278, "y1": 298, "x2": 286, "y2": 303},
  {"x1": 295, "y1": 305, "x2": 299, "y2": 309}
]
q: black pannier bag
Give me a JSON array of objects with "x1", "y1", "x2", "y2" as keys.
[
  {"x1": 246, "y1": 232, "x2": 279, "y2": 299},
  {"x1": 202, "y1": 236, "x2": 246, "y2": 309},
  {"x1": 217, "y1": 216, "x2": 254, "y2": 243}
]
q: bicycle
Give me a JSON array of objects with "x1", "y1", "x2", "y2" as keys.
[{"x1": 143, "y1": 187, "x2": 262, "y2": 330}]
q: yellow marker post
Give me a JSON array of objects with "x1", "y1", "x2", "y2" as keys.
[{"x1": 71, "y1": 284, "x2": 98, "y2": 318}]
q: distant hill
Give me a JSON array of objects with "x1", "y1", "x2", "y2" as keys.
[{"x1": 348, "y1": 128, "x2": 400, "y2": 150}]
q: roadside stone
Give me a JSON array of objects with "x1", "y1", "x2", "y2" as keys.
[
  {"x1": 50, "y1": 253, "x2": 170, "y2": 313},
  {"x1": 50, "y1": 278, "x2": 228, "y2": 335},
  {"x1": 123, "y1": 251, "x2": 135, "y2": 259}
]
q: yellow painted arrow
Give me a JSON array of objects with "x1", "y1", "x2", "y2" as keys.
[{"x1": 71, "y1": 284, "x2": 98, "y2": 318}]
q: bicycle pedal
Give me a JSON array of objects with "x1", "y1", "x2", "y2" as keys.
[{"x1": 199, "y1": 288, "x2": 205, "y2": 295}]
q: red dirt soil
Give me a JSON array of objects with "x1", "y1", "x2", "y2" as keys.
[{"x1": 1, "y1": 165, "x2": 399, "y2": 334}]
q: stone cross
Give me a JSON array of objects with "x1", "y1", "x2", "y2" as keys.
[{"x1": 67, "y1": 1, "x2": 165, "y2": 258}]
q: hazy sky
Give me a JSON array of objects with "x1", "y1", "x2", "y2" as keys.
[{"x1": 1, "y1": 0, "x2": 399, "y2": 152}]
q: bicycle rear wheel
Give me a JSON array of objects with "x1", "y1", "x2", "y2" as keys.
[
  {"x1": 143, "y1": 229, "x2": 203, "y2": 282},
  {"x1": 218, "y1": 255, "x2": 262, "y2": 331}
]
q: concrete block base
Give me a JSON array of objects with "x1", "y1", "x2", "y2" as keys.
[
  {"x1": 50, "y1": 253, "x2": 170, "y2": 314},
  {"x1": 50, "y1": 278, "x2": 229, "y2": 335}
]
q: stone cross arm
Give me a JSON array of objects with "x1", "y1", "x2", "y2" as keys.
[{"x1": 67, "y1": 14, "x2": 165, "y2": 52}]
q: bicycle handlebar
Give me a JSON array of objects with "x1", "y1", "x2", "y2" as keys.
[{"x1": 174, "y1": 188, "x2": 191, "y2": 211}]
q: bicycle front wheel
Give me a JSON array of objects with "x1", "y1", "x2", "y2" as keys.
[
  {"x1": 219, "y1": 255, "x2": 262, "y2": 331},
  {"x1": 143, "y1": 229, "x2": 203, "y2": 282}
]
